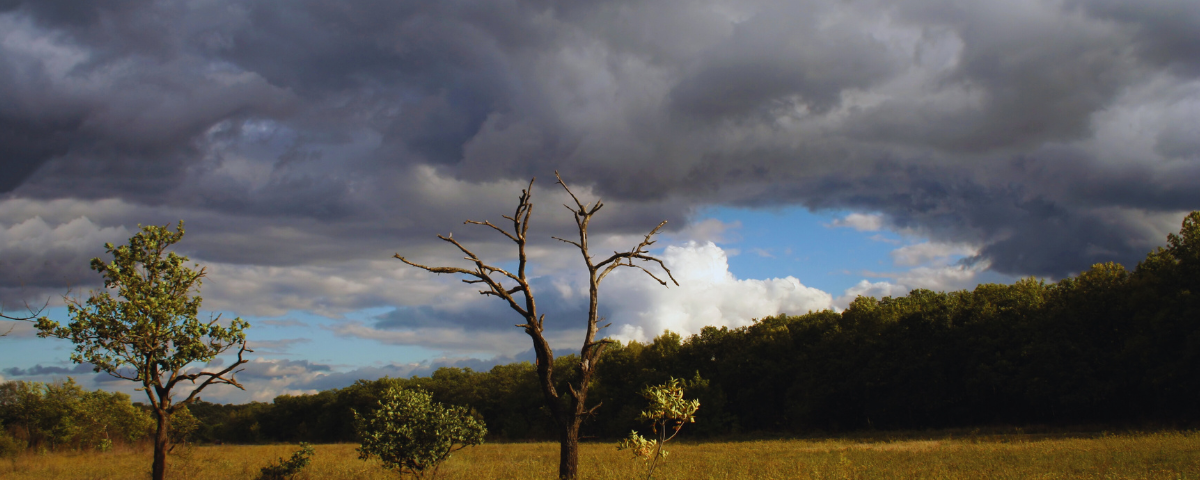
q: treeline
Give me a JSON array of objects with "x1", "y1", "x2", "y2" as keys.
[{"x1": 4, "y1": 214, "x2": 1198, "y2": 447}]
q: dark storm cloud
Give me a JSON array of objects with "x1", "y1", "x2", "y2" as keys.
[
  {"x1": 0, "y1": 0, "x2": 1198, "y2": 297},
  {"x1": 670, "y1": 2, "x2": 900, "y2": 117},
  {"x1": 849, "y1": 0, "x2": 1138, "y2": 153},
  {"x1": 1074, "y1": 0, "x2": 1200, "y2": 74}
]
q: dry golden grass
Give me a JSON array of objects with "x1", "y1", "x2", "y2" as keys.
[{"x1": 2, "y1": 430, "x2": 1198, "y2": 479}]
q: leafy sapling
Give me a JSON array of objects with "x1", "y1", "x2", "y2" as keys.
[
  {"x1": 618, "y1": 377, "x2": 700, "y2": 480},
  {"x1": 354, "y1": 387, "x2": 486, "y2": 479}
]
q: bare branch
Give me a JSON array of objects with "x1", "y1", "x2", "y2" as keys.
[
  {"x1": 551, "y1": 236, "x2": 583, "y2": 249},
  {"x1": 481, "y1": 284, "x2": 525, "y2": 297},
  {"x1": 600, "y1": 259, "x2": 674, "y2": 286},
  {"x1": 555, "y1": 171, "x2": 587, "y2": 212},
  {"x1": 394, "y1": 255, "x2": 480, "y2": 277},
  {"x1": 173, "y1": 342, "x2": 252, "y2": 409},
  {"x1": 465, "y1": 219, "x2": 518, "y2": 243},
  {"x1": 589, "y1": 338, "x2": 618, "y2": 347},
  {"x1": 0, "y1": 293, "x2": 51, "y2": 323},
  {"x1": 593, "y1": 222, "x2": 679, "y2": 287}
]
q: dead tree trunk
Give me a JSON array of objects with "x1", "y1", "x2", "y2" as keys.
[{"x1": 396, "y1": 173, "x2": 677, "y2": 480}]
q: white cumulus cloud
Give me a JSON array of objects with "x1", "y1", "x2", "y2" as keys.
[{"x1": 604, "y1": 241, "x2": 832, "y2": 342}]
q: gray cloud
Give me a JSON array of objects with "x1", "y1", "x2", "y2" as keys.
[
  {"x1": 1074, "y1": 0, "x2": 1200, "y2": 75},
  {"x1": 670, "y1": 1, "x2": 900, "y2": 117},
  {"x1": 4, "y1": 362, "x2": 95, "y2": 377},
  {"x1": 281, "y1": 350, "x2": 535, "y2": 393},
  {"x1": 236, "y1": 358, "x2": 331, "y2": 380},
  {"x1": 247, "y1": 338, "x2": 312, "y2": 355},
  {"x1": 0, "y1": 0, "x2": 1197, "y2": 302}
]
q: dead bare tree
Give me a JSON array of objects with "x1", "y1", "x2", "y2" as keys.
[{"x1": 395, "y1": 172, "x2": 677, "y2": 479}]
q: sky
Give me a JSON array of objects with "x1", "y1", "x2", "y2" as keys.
[{"x1": 0, "y1": 0, "x2": 1198, "y2": 404}]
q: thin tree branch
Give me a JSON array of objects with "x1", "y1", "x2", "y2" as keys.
[
  {"x1": 465, "y1": 220, "x2": 519, "y2": 243},
  {"x1": 551, "y1": 236, "x2": 583, "y2": 249},
  {"x1": 173, "y1": 342, "x2": 252, "y2": 410}
]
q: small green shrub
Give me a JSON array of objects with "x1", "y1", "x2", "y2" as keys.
[
  {"x1": 257, "y1": 442, "x2": 314, "y2": 480},
  {"x1": 355, "y1": 387, "x2": 486, "y2": 479},
  {"x1": 618, "y1": 377, "x2": 700, "y2": 479}
]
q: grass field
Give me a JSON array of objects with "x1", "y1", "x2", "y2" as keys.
[{"x1": 2, "y1": 429, "x2": 1198, "y2": 479}]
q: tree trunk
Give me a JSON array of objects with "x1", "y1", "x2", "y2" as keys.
[
  {"x1": 152, "y1": 408, "x2": 169, "y2": 480},
  {"x1": 558, "y1": 418, "x2": 581, "y2": 480}
]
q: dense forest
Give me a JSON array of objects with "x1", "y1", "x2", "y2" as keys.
[{"x1": 3, "y1": 213, "x2": 1198, "y2": 450}]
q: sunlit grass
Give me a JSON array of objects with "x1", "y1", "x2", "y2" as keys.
[{"x1": 2, "y1": 430, "x2": 1197, "y2": 479}]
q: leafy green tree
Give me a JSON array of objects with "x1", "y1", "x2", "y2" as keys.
[
  {"x1": 618, "y1": 377, "x2": 700, "y2": 479},
  {"x1": 35, "y1": 222, "x2": 250, "y2": 480},
  {"x1": 354, "y1": 387, "x2": 486, "y2": 479}
]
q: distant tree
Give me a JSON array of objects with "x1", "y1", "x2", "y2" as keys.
[
  {"x1": 167, "y1": 405, "x2": 200, "y2": 451},
  {"x1": 618, "y1": 377, "x2": 700, "y2": 480},
  {"x1": 354, "y1": 387, "x2": 486, "y2": 479},
  {"x1": 396, "y1": 173, "x2": 677, "y2": 479},
  {"x1": 77, "y1": 385, "x2": 154, "y2": 451},
  {"x1": 35, "y1": 222, "x2": 250, "y2": 480}
]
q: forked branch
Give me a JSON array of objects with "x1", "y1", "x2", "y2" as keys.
[
  {"x1": 553, "y1": 171, "x2": 678, "y2": 289},
  {"x1": 0, "y1": 295, "x2": 52, "y2": 336},
  {"x1": 393, "y1": 179, "x2": 540, "y2": 326},
  {"x1": 174, "y1": 341, "x2": 253, "y2": 409}
]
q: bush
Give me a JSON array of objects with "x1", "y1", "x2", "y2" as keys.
[
  {"x1": 257, "y1": 442, "x2": 314, "y2": 480},
  {"x1": 354, "y1": 387, "x2": 486, "y2": 479},
  {"x1": 0, "y1": 426, "x2": 26, "y2": 459}
]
